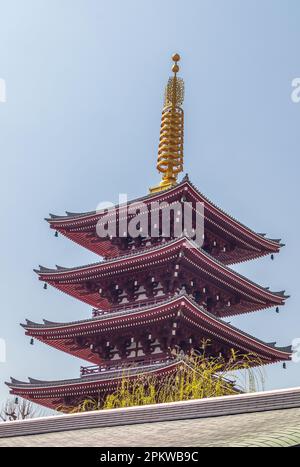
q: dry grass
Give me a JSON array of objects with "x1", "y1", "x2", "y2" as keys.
[{"x1": 58, "y1": 342, "x2": 265, "y2": 414}]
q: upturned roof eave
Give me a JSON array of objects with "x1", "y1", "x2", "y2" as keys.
[
  {"x1": 6, "y1": 359, "x2": 182, "y2": 390},
  {"x1": 20, "y1": 294, "x2": 292, "y2": 360},
  {"x1": 33, "y1": 237, "x2": 288, "y2": 303},
  {"x1": 6, "y1": 351, "x2": 291, "y2": 392},
  {"x1": 45, "y1": 175, "x2": 283, "y2": 250}
]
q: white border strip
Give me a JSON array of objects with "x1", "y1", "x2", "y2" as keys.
[{"x1": 0, "y1": 386, "x2": 300, "y2": 439}]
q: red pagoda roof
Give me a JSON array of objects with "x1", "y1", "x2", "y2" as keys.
[
  {"x1": 35, "y1": 237, "x2": 287, "y2": 316},
  {"x1": 47, "y1": 176, "x2": 282, "y2": 264},
  {"x1": 6, "y1": 359, "x2": 181, "y2": 410},
  {"x1": 21, "y1": 295, "x2": 291, "y2": 365}
]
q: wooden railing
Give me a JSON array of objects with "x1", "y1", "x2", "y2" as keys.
[
  {"x1": 92, "y1": 297, "x2": 167, "y2": 317},
  {"x1": 80, "y1": 357, "x2": 175, "y2": 377}
]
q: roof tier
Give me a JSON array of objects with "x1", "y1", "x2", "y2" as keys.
[
  {"x1": 6, "y1": 359, "x2": 181, "y2": 410},
  {"x1": 35, "y1": 237, "x2": 287, "y2": 317},
  {"x1": 22, "y1": 295, "x2": 291, "y2": 365},
  {"x1": 47, "y1": 177, "x2": 282, "y2": 264}
]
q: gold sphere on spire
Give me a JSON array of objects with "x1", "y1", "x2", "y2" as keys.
[
  {"x1": 172, "y1": 53, "x2": 180, "y2": 74},
  {"x1": 172, "y1": 53, "x2": 180, "y2": 62}
]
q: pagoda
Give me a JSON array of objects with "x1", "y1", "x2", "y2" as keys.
[{"x1": 7, "y1": 54, "x2": 291, "y2": 411}]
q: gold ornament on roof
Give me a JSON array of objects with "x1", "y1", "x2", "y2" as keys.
[{"x1": 150, "y1": 53, "x2": 185, "y2": 193}]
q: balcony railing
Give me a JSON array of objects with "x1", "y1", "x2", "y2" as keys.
[
  {"x1": 80, "y1": 357, "x2": 176, "y2": 377},
  {"x1": 92, "y1": 296, "x2": 168, "y2": 317}
]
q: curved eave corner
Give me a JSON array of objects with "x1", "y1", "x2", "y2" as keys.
[{"x1": 44, "y1": 176, "x2": 284, "y2": 253}]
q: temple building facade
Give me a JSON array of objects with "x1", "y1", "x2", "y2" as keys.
[{"x1": 7, "y1": 55, "x2": 291, "y2": 411}]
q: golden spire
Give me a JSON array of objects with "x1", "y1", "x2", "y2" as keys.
[{"x1": 150, "y1": 53, "x2": 185, "y2": 193}]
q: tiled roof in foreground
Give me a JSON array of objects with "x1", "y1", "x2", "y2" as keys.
[{"x1": 0, "y1": 387, "x2": 299, "y2": 447}]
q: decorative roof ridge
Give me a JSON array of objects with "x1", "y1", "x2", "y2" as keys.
[
  {"x1": 45, "y1": 177, "x2": 187, "y2": 222},
  {"x1": 187, "y1": 241, "x2": 288, "y2": 298},
  {"x1": 43, "y1": 319, "x2": 61, "y2": 325},
  {"x1": 34, "y1": 236, "x2": 289, "y2": 300},
  {"x1": 21, "y1": 318, "x2": 78, "y2": 329},
  {"x1": 35, "y1": 236, "x2": 195, "y2": 274},
  {"x1": 274, "y1": 344, "x2": 292, "y2": 353},
  {"x1": 28, "y1": 377, "x2": 45, "y2": 384},
  {"x1": 26, "y1": 319, "x2": 37, "y2": 325},
  {"x1": 34, "y1": 265, "x2": 55, "y2": 273},
  {"x1": 55, "y1": 265, "x2": 69, "y2": 271},
  {"x1": 33, "y1": 237, "x2": 183, "y2": 274},
  {"x1": 184, "y1": 178, "x2": 283, "y2": 247},
  {"x1": 21, "y1": 293, "x2": 291, "y2": 356},
  {"x1": 45, "y1": 175, "x2": 283, "y2": 248},
  {"x1": 21, "y1": 296, "x2": 183, "y2": 328},
  {"x1": 273, "y1": 290, "x2": 289, "y2": 298},
  {"x1": 9, "y1": 377, "x2": 27, "y2": 385},
  {"x1": 6, "y1": 359, "x2": 182, "y2": 389},
  {"x1": 21, "y1": 294, "x2": 191, "y2": 329}
]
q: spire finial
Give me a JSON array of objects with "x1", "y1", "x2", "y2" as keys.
[
  {"x1": 172, "y1": 53, "x2": 180, "y2": 74},
  {"x1": 150, "y1": 54, "x2": 185, "y2": 193}
]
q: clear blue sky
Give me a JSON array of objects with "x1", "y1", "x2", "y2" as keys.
[{"x1": 0, "y1": 0, "x2": 299, "y2": 405}]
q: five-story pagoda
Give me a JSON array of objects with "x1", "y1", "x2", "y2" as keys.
[{"x1": 7, "y1": 55, "x2": 291, "y2": 411}]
